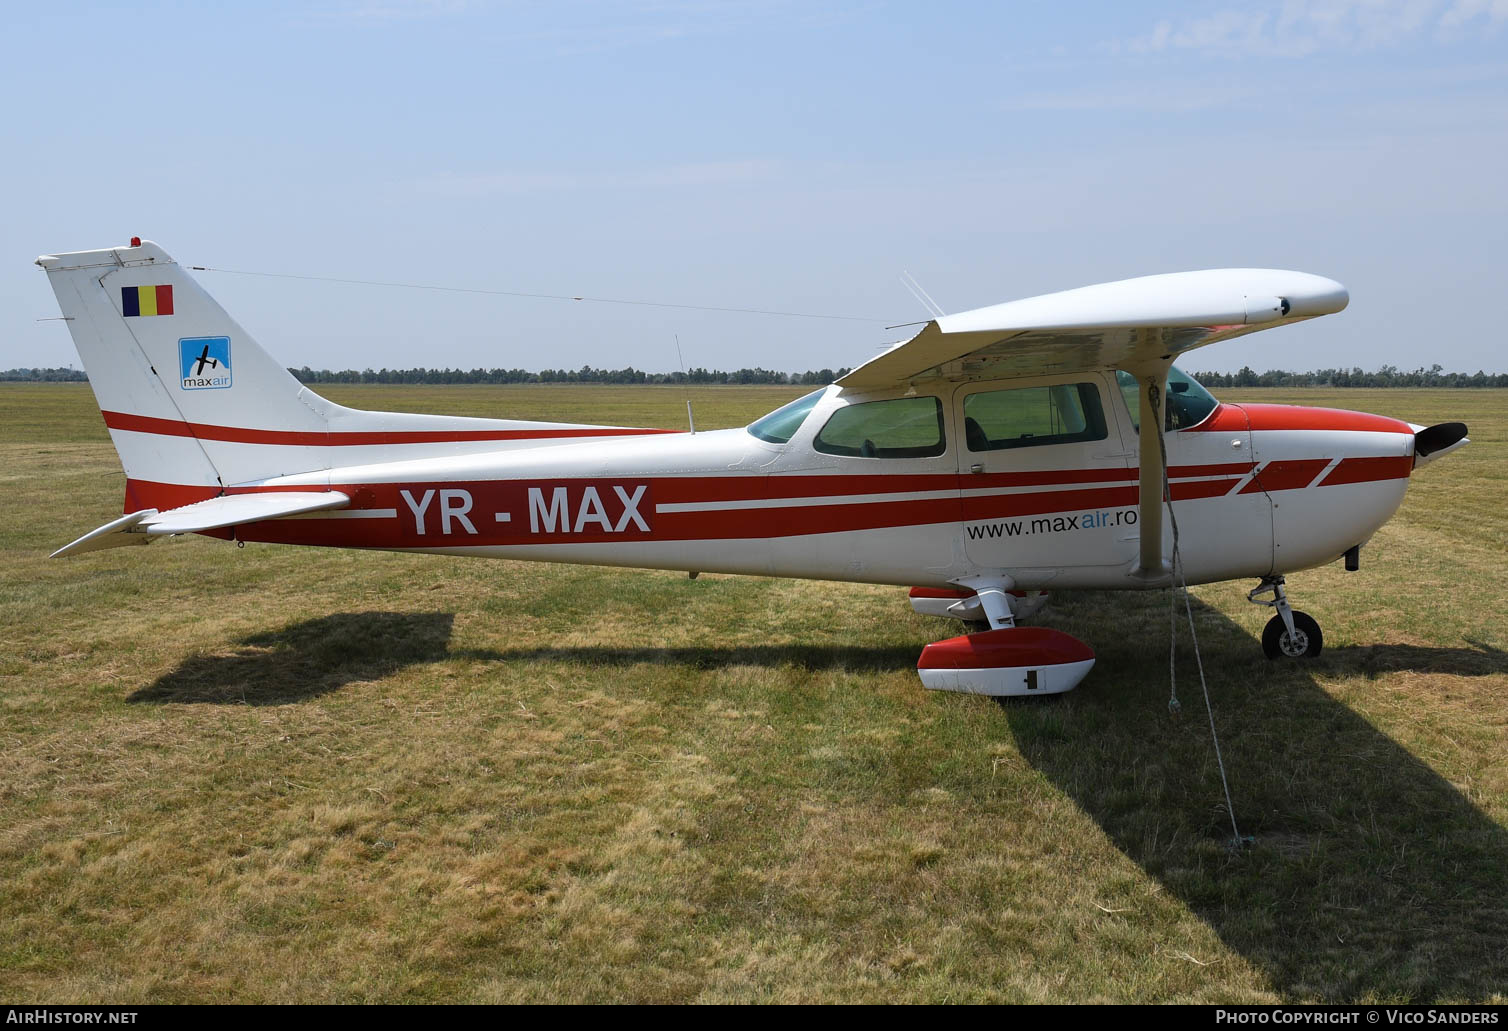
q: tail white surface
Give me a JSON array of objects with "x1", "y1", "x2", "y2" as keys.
[
  {"x1": 38, "y1": 240, "x2": 314, "y2": 497},
  {"x1": 37, "y1": 240, "x2": 670, "y2": 515}
]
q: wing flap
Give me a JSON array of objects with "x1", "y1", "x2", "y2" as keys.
[{"x1": 51, "y1": 491, "x2": 350, "y2": 558}]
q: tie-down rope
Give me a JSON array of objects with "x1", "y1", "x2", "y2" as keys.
[{"x1": 1149, "y1": 380, "x2": 1248, "y2": 852}]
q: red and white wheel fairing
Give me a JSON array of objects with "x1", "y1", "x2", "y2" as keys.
[{"x1": 916, "y1": 627, "x2": 1095, "y2": 696}]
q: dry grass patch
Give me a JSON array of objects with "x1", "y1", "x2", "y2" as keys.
[{"x1": 1, "y1": 384, "x2": 1504, "y2": 1002}]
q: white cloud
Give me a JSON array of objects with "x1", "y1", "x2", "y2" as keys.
[
  {"x1": 1439, "y1": 0, "x2": 1508, "y2": 28},
  {"x1": 1127, "y1": 0, "x2": 1505, "y2": 56}
]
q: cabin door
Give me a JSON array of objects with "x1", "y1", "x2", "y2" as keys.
[{"x1": 954, "y1": 373, "x2": 1138, "y2": 582}]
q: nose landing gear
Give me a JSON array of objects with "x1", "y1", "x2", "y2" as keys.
[{"x1": 1248, "y1": 575, "x2": 1324, "y2": 659}]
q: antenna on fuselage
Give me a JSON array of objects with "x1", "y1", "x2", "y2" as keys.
[
  {"x1": 675, "y1": 333, "x2": 695, "y2": 434},
  {"x1": 900, "y1": 270, "x2": 946, "y2": 318}
]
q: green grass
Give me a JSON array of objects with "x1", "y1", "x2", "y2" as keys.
[{"x1": 1, "y1": 383, "x2": 1504, "y2": 1003}]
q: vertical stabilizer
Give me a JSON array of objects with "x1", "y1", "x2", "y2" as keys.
[
  {"x1": 38, "y1": 239, "x2": 676, "y2": 516},
  {"x1": 37, "y1": 240, "x2": 327, "y2": 506}
]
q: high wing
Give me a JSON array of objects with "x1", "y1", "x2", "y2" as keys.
[
  {"x1": 839, "y1": 268, "x2": 1349, "y2": 391},
  {"x1": 840, "y1": 268, "x2": 1350, "y2": 579},
  {"x1": 51, "y1": 491, "x2": 350, "y2": 558}
]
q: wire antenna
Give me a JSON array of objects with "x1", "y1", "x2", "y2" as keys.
[
  {"x1": 900, "y1": 270, "x2": 946, "y2": 318},
  {"x1": 188, "y1": 264, "x2": 884, "y2": 324},
  {"x1": 675, "y1": 334, "x2": 695, "y2": 434}
]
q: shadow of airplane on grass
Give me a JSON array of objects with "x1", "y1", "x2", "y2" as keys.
[
  {"x1": 130, "y1": 605, "x2": 1508, "y2": 998},
  {"x1": 131, "y1": 611, "x2": 923, "y2": 706},
  {"x1": 998, "y1": 596, "x2": 1508, "y2": 1001},
  {"x1": 484, "y1": 642, "x2": 925, "y2": 673},
  {"x1": 128, "y1": 611, "x2": 457, "y2": 705},
  {"x1": 1324, "y1": 638, "x2": 1508, "y2": 678}
]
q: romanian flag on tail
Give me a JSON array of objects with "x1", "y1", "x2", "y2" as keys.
[{"x1": 122, "y1": 285, "x2": 173, "y2": 317}]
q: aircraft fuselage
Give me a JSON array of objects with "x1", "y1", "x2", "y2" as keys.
[{"x1": 139, "y1": 377, "x2": 1419, "y2": 593}]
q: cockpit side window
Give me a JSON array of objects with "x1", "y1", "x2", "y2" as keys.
[
  {"x1": 962, "y1": 382, "x2": 1107, "y2": 451},
  {"x1": 813, "y1": 396, "x2": 945, "y2": 459},
  {"x1": 1116, "y1": 367, "x2": 1220, "y2": 432},
  {"x1": 747, "y1": 389, "x2": 825, "y2": 444}
]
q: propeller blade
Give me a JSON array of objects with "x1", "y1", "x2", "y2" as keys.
[{"x1": 1414, "y1": 421, "x2": 1468, "y2": 459}]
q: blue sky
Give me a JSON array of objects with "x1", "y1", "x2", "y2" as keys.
[{"x1": 6, "y1": 0, "x2": 1506, "y2": 375}]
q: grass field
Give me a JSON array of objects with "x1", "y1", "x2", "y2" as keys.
[{"x1": 1, "y1": 382, "x2": 1504, "y2": 1003}]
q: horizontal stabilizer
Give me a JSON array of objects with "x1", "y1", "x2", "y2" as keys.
[
  {"x1": 49, "y1": 509, "x2": 158, "y2": 558},
  {"x1": 52, "y1": 491, "x2": 350, "y2": 558},
  {"x1": 142, "y1": 491, "x2": 351, "y2": 532}
]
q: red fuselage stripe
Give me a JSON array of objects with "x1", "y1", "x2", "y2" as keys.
[
  {"x1": 121, "y1": 452, "x2": 1412, "y2": 549},
  {"x1": 101, "y1": 410, "x2": 679, "y2": 446}
]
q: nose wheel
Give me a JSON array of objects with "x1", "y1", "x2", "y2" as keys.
[
  {"x1": 1248, "y1": 576, "x2": 1324, "y2": 659},
  {"x1": 1261, "y1": 609, "x2": 1322, "y2": 658}
]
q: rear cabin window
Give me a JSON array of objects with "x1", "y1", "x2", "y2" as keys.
[
  {"x1": 962, "y1": 382, "x2": 1108, "y2": 451},
  {"x1": 813, "y1": 396, "x2": 945, "y2": 459}
]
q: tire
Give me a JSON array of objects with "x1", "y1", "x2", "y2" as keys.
[{"x1": 1262, "y1": 611, "x2": 1323, "y2": 659}]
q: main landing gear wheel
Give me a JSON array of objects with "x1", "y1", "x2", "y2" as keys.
[{"x1": 1262, "y1": 610, "x2": 1323, "y2": 659}]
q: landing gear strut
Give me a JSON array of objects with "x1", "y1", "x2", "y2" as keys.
[
  {"x1": 1248, "y1": 575, "x2": 1323, "y2": 659},
  {"x1": 913, "y1": 576, "x2": 1096, "y2": 696}
]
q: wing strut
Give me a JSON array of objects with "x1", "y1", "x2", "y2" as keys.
[{"x1": 1129, "y1": 362, "x2": 1172, "y2": 581}]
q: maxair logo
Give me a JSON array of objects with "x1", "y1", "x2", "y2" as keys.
[{"x1": 179, "y1": 337, "x2": 232, "y2": 390}]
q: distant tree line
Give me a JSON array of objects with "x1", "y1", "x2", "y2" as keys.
[
  {"x1": 1189, "y1": 364, "x2": 1508, "y2": 388},
  {"x1": 2, "y1": 367, "x2": 89, "y2": 381},
  {"x1": 7, "y1": 362, "x2": 1507, "y2": 387}
]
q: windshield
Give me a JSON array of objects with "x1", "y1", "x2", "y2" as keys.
[
  {"x1": 747, "y1": 389, "x2": 825, "y2": 444},
  {"x1": 1116, "y1": 367, "x2": 1219, "y2": 432}
]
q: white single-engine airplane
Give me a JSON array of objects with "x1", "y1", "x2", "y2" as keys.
[{"x1": 39, "y1": 239, "x2": 1470, "y2": 696}]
